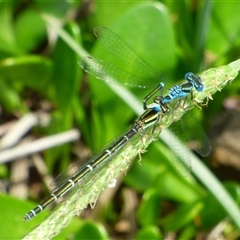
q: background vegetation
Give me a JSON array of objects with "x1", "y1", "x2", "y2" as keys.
[{"x1": 0, "y1": 1, "x2": 239, "y2": 239}]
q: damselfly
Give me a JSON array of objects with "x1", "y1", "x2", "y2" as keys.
[{"x1": 24, "y1": 26, "x2": 211, "y2": 221}]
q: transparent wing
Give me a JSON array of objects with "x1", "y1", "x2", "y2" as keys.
[
  {"x1": 164, "y1": 110, "x2": 211, "y2": 176},
  {"x1": 79, "y1": 56, "x2": 157, "y2": 88},
  {"x1": 93, "y1": 26, "x2": 171, "y2": 87},
  {"x1": 180, "y1": 112, "x2": 212, "y2": 157},
  {"x1": 163, "y1": 128, "x2": 192, "y2": 177},
  {"x1": 170, "y1": 110, "x2": 211, "y2": 157}
]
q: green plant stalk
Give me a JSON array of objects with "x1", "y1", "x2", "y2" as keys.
[
  {"x1": 22, "y1": 55, "x2": 240, "y2": 238},
  {"x1": 23, "y1": 14, "x2": 240, "y2": 239}
]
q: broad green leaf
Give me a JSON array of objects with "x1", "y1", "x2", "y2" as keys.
[
  {"x1": 0, "y1": 2, "x2": 20, "y2": 56},
  {"x1": 0, "y1": 55, "x2": 52, "y2": 93},
  {"x1": 14, "y1": 8, "x2": 46, "y2": 53},
  {"x1": 0, "y1": 194, "x2": 48, "y2": 239},
  {"x1": 70, "y1": 221, "x2": 109, "y2": 240},
  {"x1": 136, "y1": 225, "x2": 162, "y2": 240},
  {"x1": 160, "y1": 202, "x2": 203, "y2": 232},
  {"x1": 137, "y1": 189, "x2": 161, "y2": 226},
  {"x1": 89, "y1": 2, "x2": 176, "y2": 148},
  {"x1": 0, "y1": 79, "x2": 24, "y2": 112},
  {"x1": 207, "y1": 2, "x2": 240, "y2": 57}
]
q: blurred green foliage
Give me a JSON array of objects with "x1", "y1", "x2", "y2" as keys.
[{"x1": 0, "y1": 1, "x2": 239, "y2": 239}]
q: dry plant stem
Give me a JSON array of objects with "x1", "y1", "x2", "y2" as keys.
[
  {"x1": 0, "y1": 120, "x2": 17, "y2": 137},
  {"x1": 10, "y1": 158, "x2": 29, "y2": 199},
  {"x1": 22, "y1": 61, "x2": 239, "y2": 240},
  {"x1": 0, "y1": 129, "x2": 80, "y2": 163},
  {"x1": 32, "y1": 154, "x2": 55, "y2": 192},
  {"x1": 0, "y1": 113, "x2": 50, "y2": 150}
]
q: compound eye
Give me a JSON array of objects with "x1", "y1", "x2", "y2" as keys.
[
  {"x1": 185, "y1": 72, "x2": 204, "y2": 92},
  {"x1": 197, "y1": 84, "x2": 204, "y2": 92}
]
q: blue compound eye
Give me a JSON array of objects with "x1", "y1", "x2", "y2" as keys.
[
  {"x1": 184, "y1": 72, "x2": 192, "y2": 79},
  {"x1": 197, "y1": 84, "x2": 204, "y2": 92},
  {"x1": 185, "y1": 72, "x2": 204, "y2": 92}
]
